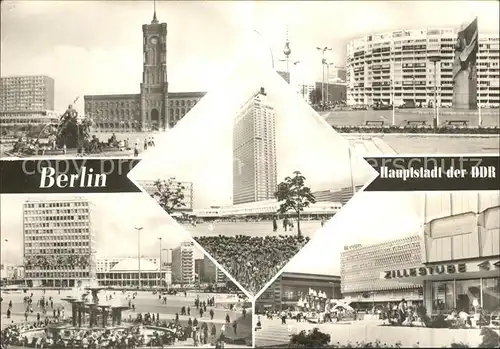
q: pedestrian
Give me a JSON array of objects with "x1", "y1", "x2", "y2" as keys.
[{"x1": 272, "y1": 217, "x2": 278, "y2": 232}]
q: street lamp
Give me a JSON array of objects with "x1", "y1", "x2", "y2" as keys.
[
  {"x1": 158, "y1": 237, "x2": 162, "y2": 287},
  {"x1": 253, "y1": 29, "x2": 275, "y2": 69},
  {"x1": 134, "y1": 227, "x2": 143, "y2": 288},
  {"x1": 316, "y1": 46, "x2": 332, "y2": 106},
  {"x1": 428, "y1": 53, "x2": 442, "y2": 129},
  {"x1": 293, "y1": 61, "x2": 307, "y2": 100},
  {"x1": 2, "y1": 239, "x2": 7, "y2": 281}
]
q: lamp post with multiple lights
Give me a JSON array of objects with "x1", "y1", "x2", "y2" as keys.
[
  {"x1": 253, "y1": 29, "x2": 275, "y2": 69},
  {"x1": 316, "y1": 47, "x2": 332, "y2": 105}
]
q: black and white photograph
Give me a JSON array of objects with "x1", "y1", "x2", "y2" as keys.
[
  {"x1": 0, "y1": 193, "x2": 252, "y2": 348},
  {"x1": 1, "y1": 0, "x2": 500, "y2": 348},
  {"x1": 129, "y1": 56, "x2": 375, "y2": 296},
  {"x1": 1, "y1": 1, "x2": 498, "y2": 159},
  {"x1": 253, "y1": 190, "x2": 500, "y2": 348}
]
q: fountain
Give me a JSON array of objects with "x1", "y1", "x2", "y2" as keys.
[{"x1": 8, "y1": 103, "x2": 127, "y2": 157}]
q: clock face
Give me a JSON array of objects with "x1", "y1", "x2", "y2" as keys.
[{"x1": 150, "y1": 37, "x2": 158, "y2": 45}]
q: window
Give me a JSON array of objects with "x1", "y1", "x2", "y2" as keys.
[
  {"x1": 482, "y1": 278, "x2": 500, "y2": 313},
  {"x1": 432, "y1": 280, "x2": 454, "y2": 313},
  {"x1": 455, "y1": 279, "x2": 481, "y2": 313}
]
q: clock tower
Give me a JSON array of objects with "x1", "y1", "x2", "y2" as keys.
[{"x1": 140, "y1": 8, "x2": 168, "y2": 131}]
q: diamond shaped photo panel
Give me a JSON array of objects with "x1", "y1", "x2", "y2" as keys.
[
  {"x1": 0, "y1": 191, "x2": 253, "y2": 347},
  {"x1": 130, "y1": 58, "x2": 375, "y2": 296}
]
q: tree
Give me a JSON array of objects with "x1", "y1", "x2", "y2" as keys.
[
  {"x1": 152, "y1": 177, "x2": 186, "y2": 215},
  {"x1": 274, "y1": 171, "x2": 316, "y2": 237},
  {"x1": 309, "y1": 88, "x2": 322, "y2": 105}
]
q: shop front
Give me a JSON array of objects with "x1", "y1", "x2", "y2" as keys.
[{"x1": 382, "y1": 258, "x2": 500, "y2": 317}]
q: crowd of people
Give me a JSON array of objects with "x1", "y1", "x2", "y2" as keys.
[
  {"x1": 194, "y1": 234, "x2": 310, "y2": 295},
  {"x1": 1, "y1": 290, "x2": 248, "y2": 348}
]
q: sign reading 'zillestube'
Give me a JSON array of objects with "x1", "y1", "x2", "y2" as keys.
[{"x1": 384, "y1": 263, "x2": 467, "y2": 280}]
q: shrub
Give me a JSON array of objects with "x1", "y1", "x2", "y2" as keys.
[
  {"x1": 448, "y1": 343, "x2": 470, "y2": 348},
  {"x1": 479, "y1": 327, "x2": 500, "y2": 348},
  {"x1": 289, "y1": 328, "x2": 331, "y2": 348}
]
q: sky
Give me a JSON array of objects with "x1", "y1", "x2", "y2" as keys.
[
  {"x1": 283, "y1": 191, "x2": 500, "y2": 277},
  {"x1": 129, "y1": 58, "x2": 376, "y2": 208},
  {"x1": 0, "y1": 193, "x2": 205, "y2": 265},
  {"x1": 1, "y1": 1, "x2": 499, "y2": 113}
]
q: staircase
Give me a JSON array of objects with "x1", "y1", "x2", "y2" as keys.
[{"x1": 255, "y1": 323, "x2": 296, "y2": 347}]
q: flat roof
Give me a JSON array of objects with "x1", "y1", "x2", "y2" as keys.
[{"x1": 282, "y1": 272, "x2": 340, "y2": 282}]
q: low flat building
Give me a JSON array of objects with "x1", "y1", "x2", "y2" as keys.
[
  {"x1": 96, "y1": 256, "x2": 159, "y2": 273},
  {"x1": 0, "y1": 110, "x2": 59, "y2": 127},
  {"x1": 193, "y1": 199, "x2": 341, "y2": 220},
  {"x1": 96, "y1": 258, "x2": 171, "y2": 287},
  {"x1": 256, "y1": 272, "x2": 342, "y2": 313}
]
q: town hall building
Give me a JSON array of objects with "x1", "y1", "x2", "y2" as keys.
[{"x1": 83, "y1": 10, "x2": 205, "y2": 132}]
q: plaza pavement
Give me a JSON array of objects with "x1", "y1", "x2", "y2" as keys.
[
  {"x1": 183, "y1": 220, "x2": 324, "y2": 238},
  {"x1": 322, "y1": 108, "x2": 500, "y2": 128},
  {"x1": 0, "y1": 289, "x2": 252, "y2": 343},
  {"x1": 254, "y1": 317, "x2": 488, "y2": 348},
  {"x1": 345, "y1": 133, "x2": 500, "y2": 154}
]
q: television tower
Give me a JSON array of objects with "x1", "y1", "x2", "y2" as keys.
[{"x1": 283, "y1": 27, "x2": 292, "y2": 73}]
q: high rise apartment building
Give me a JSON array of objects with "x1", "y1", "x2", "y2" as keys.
[
  {"x1": 346, "y1": 29, "x2": 499, "y2": 107},
  {"x1": 233, "y1": 87, "x2": 277, "y2": 205},
  {"x1": 171, "y1": 241, "x2": 195, "y2": 285},
  {"x1": 0, "y1": 75, "x2": 55, "y2": 112},
  {"x1": 23, "y1": 198, "x2": 96, "y2": 288},
  {"x1": 0, "y1": 75, "x2": 57, "y2": 126}
]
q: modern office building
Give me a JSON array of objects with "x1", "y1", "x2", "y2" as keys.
[
  {"x1": 315, "y1": 82, "x2": 347, "y2": 104},
  {"x1": 96, "y1": 256, "x2": 159, "y2": 273},
  {"x1": 340, "y1": 235, "x2": 424, "y2": 310},
  {"x1": 171, "y1": 241, "x2": 195, "y2": 285},
  {"x1": 0, "y1": 75, "x2": 58, "y2": 127},
  {"x1": 255, "y1": 272, "x2": 342, "y2": 313},
  {"x1": 136, "y1": 180, "x2": 194, "y2": 212},
  {"x1": 96, "y1": 258, "x2": 172, "y2": 287},
  {"x1": 0, "y1": 75, "x2": 55, "y2": 111},
  {"x1": 346, "y1": 28, "x2": 499, "y2": 107},
  {"x1": 83, "y1": 11, "x2": 205, "y2": 132},
  {"x1": 195, "y1": 256, "x2": 229, "y2": 286},
  {"x1": 233, "y1": 87, "x2": 277, "y2": 205},
  {"x1": 23, "y1": 198, "x2": 97, "y2": 288}
]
